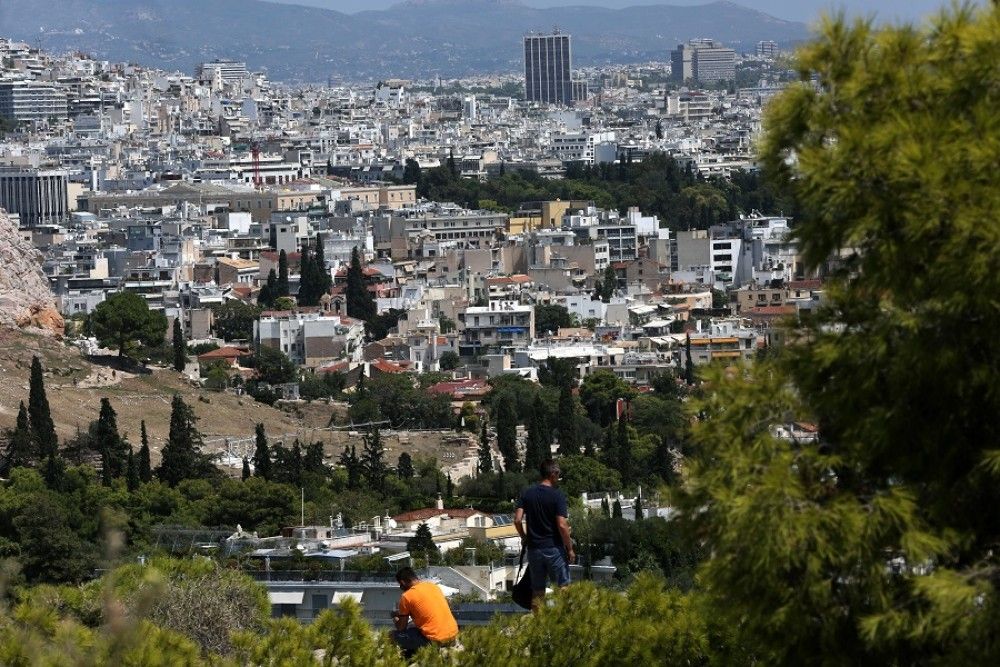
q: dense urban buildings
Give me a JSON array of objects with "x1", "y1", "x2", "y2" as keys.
[{"x1": 671, "y1": 39, "x2": 737, "y2": 83}]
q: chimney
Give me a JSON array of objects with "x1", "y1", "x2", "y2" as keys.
[{"x1": 436, "y1": 493, "x2": 444, "y2": 510}]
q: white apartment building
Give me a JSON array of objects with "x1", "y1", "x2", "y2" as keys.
[
  {"x1": 550, "y1": 130, "x2": 616, "y2": 164},
  {"x1": 458, "y1": 300, "x2": 534, "y2": 356},
  {"x1": 255, "y1": 311, "x2": 364, "y2": 368}
]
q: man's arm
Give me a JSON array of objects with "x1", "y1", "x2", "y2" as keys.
[
  {"x1": 392, "y1": 611, "x2": 410, "y2": 631},
  {"x1": 557, "y1": 516, "x2": 575, "y2": 563},
  {"x1": 514, "y1": 507, "x2": 527, "y2": 546}
]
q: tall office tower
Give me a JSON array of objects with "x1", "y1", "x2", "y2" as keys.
[
  {"x1": 524, "y1": 32, "x2": 573, "y2": 105},
  {"x1": 0, "y1": 168, "x2": 70, "y2": 228},
  {"x1": 671, "y1": 39, "x2": 736, "y2": 84},
  {"x1": 0, "y1": 80, "x2": 69, "y2": 123},
  {"x1": 756, "y1": 40, "x2": 779, "y2": 59}
]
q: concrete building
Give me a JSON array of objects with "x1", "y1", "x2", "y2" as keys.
[
  {"x1": 196, "y1": 60, "x2": 248, "y2": 85},
  {"x1": 671, "y1": 40, "x2": 736, "y2": 84},
  {"x1": 458, "y1": 300, "x2": 534, "y2": 356},
  {"x1": 255, "y1": 311, "x2": 365, "y2": 368},
  {"x1": 524, "y1": 33, "x2": 573, "y2": 105},
  {"x1": 0, "y1": 80, "x2": 68, "y2": 123},
  {"x1": 756, "y1": 40, "x2": 779, "y2": 59},
  {"x1": 0, "y1": 168, "x2": 70, "y2": 227}
]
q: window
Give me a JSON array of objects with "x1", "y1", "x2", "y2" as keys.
[{"x1": 311, "y1": 594, "x2": 328, "y2": 618}]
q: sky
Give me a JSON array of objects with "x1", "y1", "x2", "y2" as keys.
[{"x1": 263, "y1": 0, "x2": 972, "y2": 23}]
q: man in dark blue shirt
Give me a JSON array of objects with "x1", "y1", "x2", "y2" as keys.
[{"x1": 514, "y1": 459, "x2": 575, "y2": 611}]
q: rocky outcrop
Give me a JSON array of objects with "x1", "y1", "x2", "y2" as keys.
[{"x1": 0, "y1": 210, "x2": 64, "y2": 336}]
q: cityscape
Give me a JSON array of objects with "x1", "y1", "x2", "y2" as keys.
[{"x1": 0, "y1": 0, "x2": 996, "y2": 664}]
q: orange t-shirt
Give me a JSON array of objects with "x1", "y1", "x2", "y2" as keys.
[{"x1": 398, "y1": 581, "x2": 458, "y2": 642}]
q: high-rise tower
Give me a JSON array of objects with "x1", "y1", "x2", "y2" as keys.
[{"x1": 524, "y1": 32, "x2": 573, "y2": 105}]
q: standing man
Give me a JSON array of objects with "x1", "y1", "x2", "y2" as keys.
[
  {"x1": 391, "y1": 567, "x2": 459, "y2": 658},
  {"x1": 514, "y1": 458, "x2": 575, "y2": 611}
]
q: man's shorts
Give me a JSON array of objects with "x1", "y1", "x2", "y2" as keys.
[{"x1": 527, "y1": 546, "x2": 570, "y2": 592}]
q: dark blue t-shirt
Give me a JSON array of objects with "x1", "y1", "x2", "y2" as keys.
[{"x1": 516, "y1": 483, "x2": 568, "y2": 549}]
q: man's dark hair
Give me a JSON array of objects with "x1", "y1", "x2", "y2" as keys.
[
  {"x1": 396, "y1": 566, "x2": 418, "y2": 584},
  {"x1": 540, "y1": 458, "x2": 560, "y2": 480}
]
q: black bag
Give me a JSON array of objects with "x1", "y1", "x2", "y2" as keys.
[{"x1": 511, "y1": 548, "x2": 533, "y2": 610}]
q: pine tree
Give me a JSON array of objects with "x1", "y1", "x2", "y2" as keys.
[
  {"x1": 525, "y1": 394, "x2": 550, "y2": 474},
  {"x1": 252, "y1": 423, "x2": 271, "y2": 481},
  {"x1": 3, "y1": 401, "x2": 35, "y2": 474},
  {"x1": 557, "y1": 384, "x2": 579, "y2": 456},
  {"x1": 346, "y1": 247, "x2": 376, "y2": 323},
  {"x1": 684, "y1": 333, "x2": 695, "y2": 386},
  {"x1": 172, "y1": 318, "x2": 186, "y2": 372},
  {"x1": 28, "y1": 356, "x2": 58, "y2": 458},
  {"x1": 126, "y1": 447, "x2": 139, "y2": 491},
  {"x1": 138, "y1": 420, "x2": 152, "y2": 483},
  {"x1": 92, "y1": 398, "x2": 127, "y2": 478},
  {"x1": 397, "y1": 451, "x2": 414, "y2": 479},
  {"x1": 477, "y1": 421, "x2": 492, "y2": 475},
  {"x1": 276, "y1": 250, "x2": 290, "y2": 297},
  {"x1": 495, "y1": 394, "x2": 519, "y2": 472},
  {"x1": 361, "y1": 426, "x2": 386, "y2": 492},
  {"x1": 407, "y1": 522, "x2": 440, "y2": 563},
  {"x1": 242, "y1": 457, "x2": 251, "y2": 481},
  {"x1": 157, "y1": 394, "x2": 212, "y2": 486}
]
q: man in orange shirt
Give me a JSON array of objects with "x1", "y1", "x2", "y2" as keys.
[{"x1": 391, "y1": 567, "x2": 459, "y2": 657}]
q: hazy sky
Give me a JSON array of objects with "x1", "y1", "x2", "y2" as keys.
[{"x1": 264, "y1": 0, "x2": 972, "y2": 23}]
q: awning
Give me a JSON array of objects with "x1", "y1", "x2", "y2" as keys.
[
  {"x1": 333, "y1": 591, "x2": 364, "y2": 604},
  {"x1": 267, "y1": 591, "x2": 304, "y2": 605}
]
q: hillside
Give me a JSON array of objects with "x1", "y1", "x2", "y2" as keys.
[
  {"x1": 0, "y1": 330, "x2": 475, "y2": 472},
  {"x1": 0, "y1": 0, "x2": 808, "y2": 80}
]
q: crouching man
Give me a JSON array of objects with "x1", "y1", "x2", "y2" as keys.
[{"x1": 391, "y1": 567, "x2": 459, "y2": 658}]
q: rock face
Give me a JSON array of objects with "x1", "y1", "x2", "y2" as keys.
[{"x1": 0, "y1": 210, "x2": 64, "y2": 336}]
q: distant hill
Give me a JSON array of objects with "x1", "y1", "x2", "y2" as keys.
[{"x1": 0, "y1": 0, "x2": 808, "y2": 81}]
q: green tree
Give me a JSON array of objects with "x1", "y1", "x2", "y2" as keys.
[
  {"x1": 258, "y1": 269, "x2": 277, "y2": 308},
  {"x1": 212, "y1": 300, "x2": 262, "y2": 341},
  {"x1": 361, "y1": 427, "x2": 386, "y2": 493},
  {"x1": 252, "y1": 423, "x2": 271, "y2": 481},
  {"x1": 534, "y1": 304, "x2": 572, "y2": 337},
  {"x1": 402, "y1": 157, "x2": 421, "y2": 184},
  {"x1": 438, "y1": 350, "x2": 460, "y2": 371},
  {"x1": 556, "y1": 383, "x2": 580, "y2": 455},
  {"x1": 579, "y1": 369, "x2": 635, "y2": 427},
  {"x1": 157, "y1": 395, "x2": 214, "y2": 486},
  {"x1": 138, "y1": 420, "x2": 152, "y2": 483},
  {"x1": 28, "y1": 355, "x2": 58, "y2": 458},
  {"x1": 3, "y1": 401, "x2": 35, "y2": 474},
  {"x1": 407, "y1": 522, "x2": 440, "y2": 563},
  {"x1": 126, "y1": 446, "x2": 139, "y2": 491},
  {"x1": 92, "y1": 398, "x2": 127, "y2": 479},
  {"x1": 557, "y1": 455, "x2": 622, "y2": 498},
  {"x1": 346, "y1": 246, "x2": 376, "y2": 323},
  {"x1": 477, "y1": 420, "x2": 493, "y2": 475},
  {"x1": 685, "y1": 8, "x2": 1000, "y2": 664},
  {"x1": 495, "y1": 393, "x2": 519, "y2": 472},
  {"x1": 276, "y1": 250, "x2": 290, "y2": 297},
  {"x1": 684, "y1": 333, "x2": 695, "y2": 386},
  {"x1": 172, "y1": 318, "x2": 186, "y2": 372},
  {"x1": 524, "y1": 394, "x2": 550, "y2": 474},
  {"x1": 339, "y1": 445, "x2": 362, "y2": 490},
  {"x1": 89, "y1": 292, "x2": 168, "y2": 360},
  {"x1": 241, "y1": 457, "x2": 251, "y2": 480},
  {"x1": 397, "y1": 451, "x2": 414, "y2": 479},
  {"x1": 252, "y1": 345, "x2": 298, "y2": 385}
]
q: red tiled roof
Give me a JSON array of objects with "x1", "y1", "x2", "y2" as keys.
[
  {"x1": 198, "y1": 346, "x2": 251, "y2": 360},
  {"x1": 392, "y1": 508, "x2": 482, "y2": 523},
  {"x1": 260, "y1": 251, "x2": 302, "y2": 262},
  {"x1": 317, "y1": 361, "x2": 349, "y2": 374},
  {"x1": 427, "y1": 379, "x2": 490, "y2": 397},
  {"x1": 372, "y1": 359, "x2": 408, "y2": 373},
  {"x1": 787, "y1": 279, "x2": 822, "y2": 290}
]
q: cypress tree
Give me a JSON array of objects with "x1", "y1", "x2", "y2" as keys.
[
  {"x1": 525, "y1": 394, "x2": 550, "y2": 474},
  {"x1": 477, "y1": 420, "x2": 492, "y2": 475},
  {"x1": 242, "y1": 456, "x2": 251, "y2": 481},
  {"x1": 304, "y1": 441, "x2": 326, "y2": 475},
  {"x1": 297, "y1": 240, "x2": 315, "y2": 306},
  {"x1": 93, "y1": 398, "x2": 127, "y2": 478},
  {"x1": 361, "y1": 427, "x2": 386, "y2": 492},
  {"x1": 157, "y1": 394, "x2": 211, "y2": 486},
  {"x1": 138, "y1": 420, "x2": 152, "y2": 483},
  {"x1": 447, "y1": 148, "x2": 457, "y2": 177},
  {"x1": 601, "y1": 497, "x2": 611, "y2": 518},
  {"x1": 28, "y1": 356, "x2": 58, "y2": 458},
  {"x1": 43, "y1": 452, "x2": 64, "y2": 489},
  {"x1": 126, "y1": 447, "x2": 139, "y2": 491},
  {"x1": 495, "y1": 394, "x2": 520, "y2": 473},
  {"x1": 446, "y1": 472, "x2": 454, "y2": 499},
  {"x1": 397, "y1": 451, "x2": 414, "y2": 479},
  {"x1": 684, "y1": 333, "x2": 695, "y2": 386},
  {"x1": 314, "y1": 233, "x2": 331, "y2": 297},
  {"x1": 3, "y1": 402, "x2": 35, "y2": 474},
  {"x1": 259, "y1": 269, "x2": 277, "y2": 308},
  {"x1": 556, "y1": 384, "x2": 579, "y2": 456},
  {"x1": 339, "y1": 445, "x2": 362, "y2": 490},
  {"x1": 612, "y1": 499, "x2": 623, "y2": 519},
  {"x1": 252, "y1": 423, "x2": 272, "y2": 480},
  {"x1": 172, "y1": 318, "x2": 186, "y2": 372},
  {"x1": 346, "y1": 247, "x2": 376, "y2": 323},
  {"x1": 277, "y1": 250, "x2": 290, "y2": 297},
  {"x1": 616, "y1": 415, "x2": 635, "y2": 482}
]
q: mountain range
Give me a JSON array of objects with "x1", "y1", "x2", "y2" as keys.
[{"x1": 0, "y1": 0, "x2": 809, "y2": 81}]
